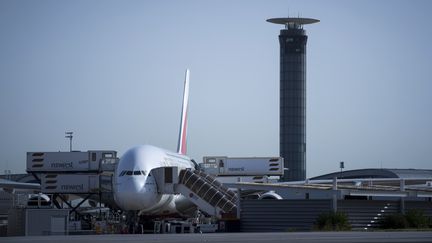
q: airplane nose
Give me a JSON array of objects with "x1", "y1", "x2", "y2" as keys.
[{"x1": 115, "y1": 178, "x2": 146, "y2": 210}]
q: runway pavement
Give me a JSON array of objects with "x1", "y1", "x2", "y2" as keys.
[{"x1": 2, "y1": 231, "x2": 432, "y2": 243}]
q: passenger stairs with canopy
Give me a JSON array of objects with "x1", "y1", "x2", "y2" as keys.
[
  {"x1": 177, "y1": 169, "x2": 238, "y2": 217},
  {"x1": 152, "y1": 167, "x2": 238, "y2": 219}
]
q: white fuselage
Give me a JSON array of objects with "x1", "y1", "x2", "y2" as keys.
[
  {"x1": 114, "y1": 70, "x2": 194, "y2": 216},
  {"x1": 113, "y1": 145, "x2": 195, "y2": 215}
]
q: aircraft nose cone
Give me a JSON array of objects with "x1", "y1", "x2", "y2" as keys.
[{"x1": 115, "y1": 178, "x2": 146, "y2": 210}]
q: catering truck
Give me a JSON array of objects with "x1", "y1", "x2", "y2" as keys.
[
  {"x1": 26, "y1": 151, "x2": 117, "y2": 173},
  {"x1": 200, "y1": 156, "x2": 284, "y2": 177}
]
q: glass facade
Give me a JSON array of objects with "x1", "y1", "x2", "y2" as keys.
[{"x1": 279, "y1": 28, "x2": 307, "y2": 181}]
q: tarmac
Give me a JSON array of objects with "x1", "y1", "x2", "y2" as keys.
[{"x1": 2, "y1": 231, "x2": 432, "y2": 243}]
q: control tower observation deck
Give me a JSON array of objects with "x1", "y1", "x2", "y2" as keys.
[{"x1": 267, "y1": 17, "x2": 319, "y2": 181}]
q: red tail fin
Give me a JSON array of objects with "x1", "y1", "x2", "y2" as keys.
[{"x1": 177, "y1": 69, "x2": 190, "y2": 155}]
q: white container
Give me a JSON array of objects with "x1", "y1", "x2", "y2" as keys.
[
  {"x1": 201, "y1": 156, "x2": 283, "y2": 176},
  {"x1": 41, "y1": 174, "x2": 100, "y2": 193},
  {"x1": 27, "y1": 151, "x2": 117, "y2": 172}
]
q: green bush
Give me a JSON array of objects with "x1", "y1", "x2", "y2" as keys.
[
  {"x1": 380, "y1": 210, "x2": 432, "y2": 229},
  {"x1": 315, "y1": 211, "x2": 351, "y2": 231},
  {"x1": 379, "y1": 213, "x2": 408, "y2": 229},
  {"x1": 405, "y1": 209, "x2": 430, "y2": 228}
]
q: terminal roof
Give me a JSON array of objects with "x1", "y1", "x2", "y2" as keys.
[{"x1": 310, "y1": 168, "x2": 432, "y2": 180}]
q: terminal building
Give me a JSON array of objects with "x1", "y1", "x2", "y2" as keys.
[{"x1": 311, "y1": 168, "x2": 432, "y2": 181}]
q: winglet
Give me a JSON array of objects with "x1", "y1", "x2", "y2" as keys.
[{"x1": 177, "y1": 69, "x2": 190, "y2": 155}]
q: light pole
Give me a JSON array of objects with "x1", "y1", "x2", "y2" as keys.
[
  {"x1": 65, "y1": 132, "x2": 73, "y2": 152},
  {"x1": 339, "y1": 161, "x2": 344, "y2": 178}
]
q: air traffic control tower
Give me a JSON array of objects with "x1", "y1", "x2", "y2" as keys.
[{"x1": 267, "y1": 17, "x2": 319, "y2": 181}]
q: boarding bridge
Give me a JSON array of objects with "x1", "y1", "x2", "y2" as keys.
[{"x1": 153, "y1": 167, "x2": 238, "y2": 218}]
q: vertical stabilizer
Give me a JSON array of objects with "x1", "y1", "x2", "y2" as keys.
[{"x1": 177, "y1": 69, "x2": 190, "y2": 155}]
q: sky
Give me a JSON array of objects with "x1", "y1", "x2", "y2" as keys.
[{"x1": 0, "y1": 0, "x2": 431, "y2": 178}]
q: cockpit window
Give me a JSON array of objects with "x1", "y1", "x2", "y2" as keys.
[{"x1": 120, "y1": 170, "x2": 147, "y2": 176}]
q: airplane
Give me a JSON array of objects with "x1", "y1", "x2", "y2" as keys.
[{"x1": 113, "y1": 69, "x2": 198, "y2": 216}]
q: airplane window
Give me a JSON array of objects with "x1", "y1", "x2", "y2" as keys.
[
  {"x1": 133, "y1": 171, "x2": 141, "y2": 175},
  {"x1": 126, "y1": 171, "x2": 133, "y2": 176},
  {"x1": 141, "y1": 170, "x2": 146, "y2": 175}
]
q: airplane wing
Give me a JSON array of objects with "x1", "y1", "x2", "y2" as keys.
[{"x1": 0, "y1": 178, "x2": 40, "y2": 190}]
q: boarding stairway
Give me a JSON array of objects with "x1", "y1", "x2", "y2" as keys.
[{"x1": 177, "y1": 169, "x2": 238, "y2": 218}]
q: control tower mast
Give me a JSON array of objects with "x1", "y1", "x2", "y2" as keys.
[{"x1": 267, "y1": 17, "x2": 319, "y2": 181}]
